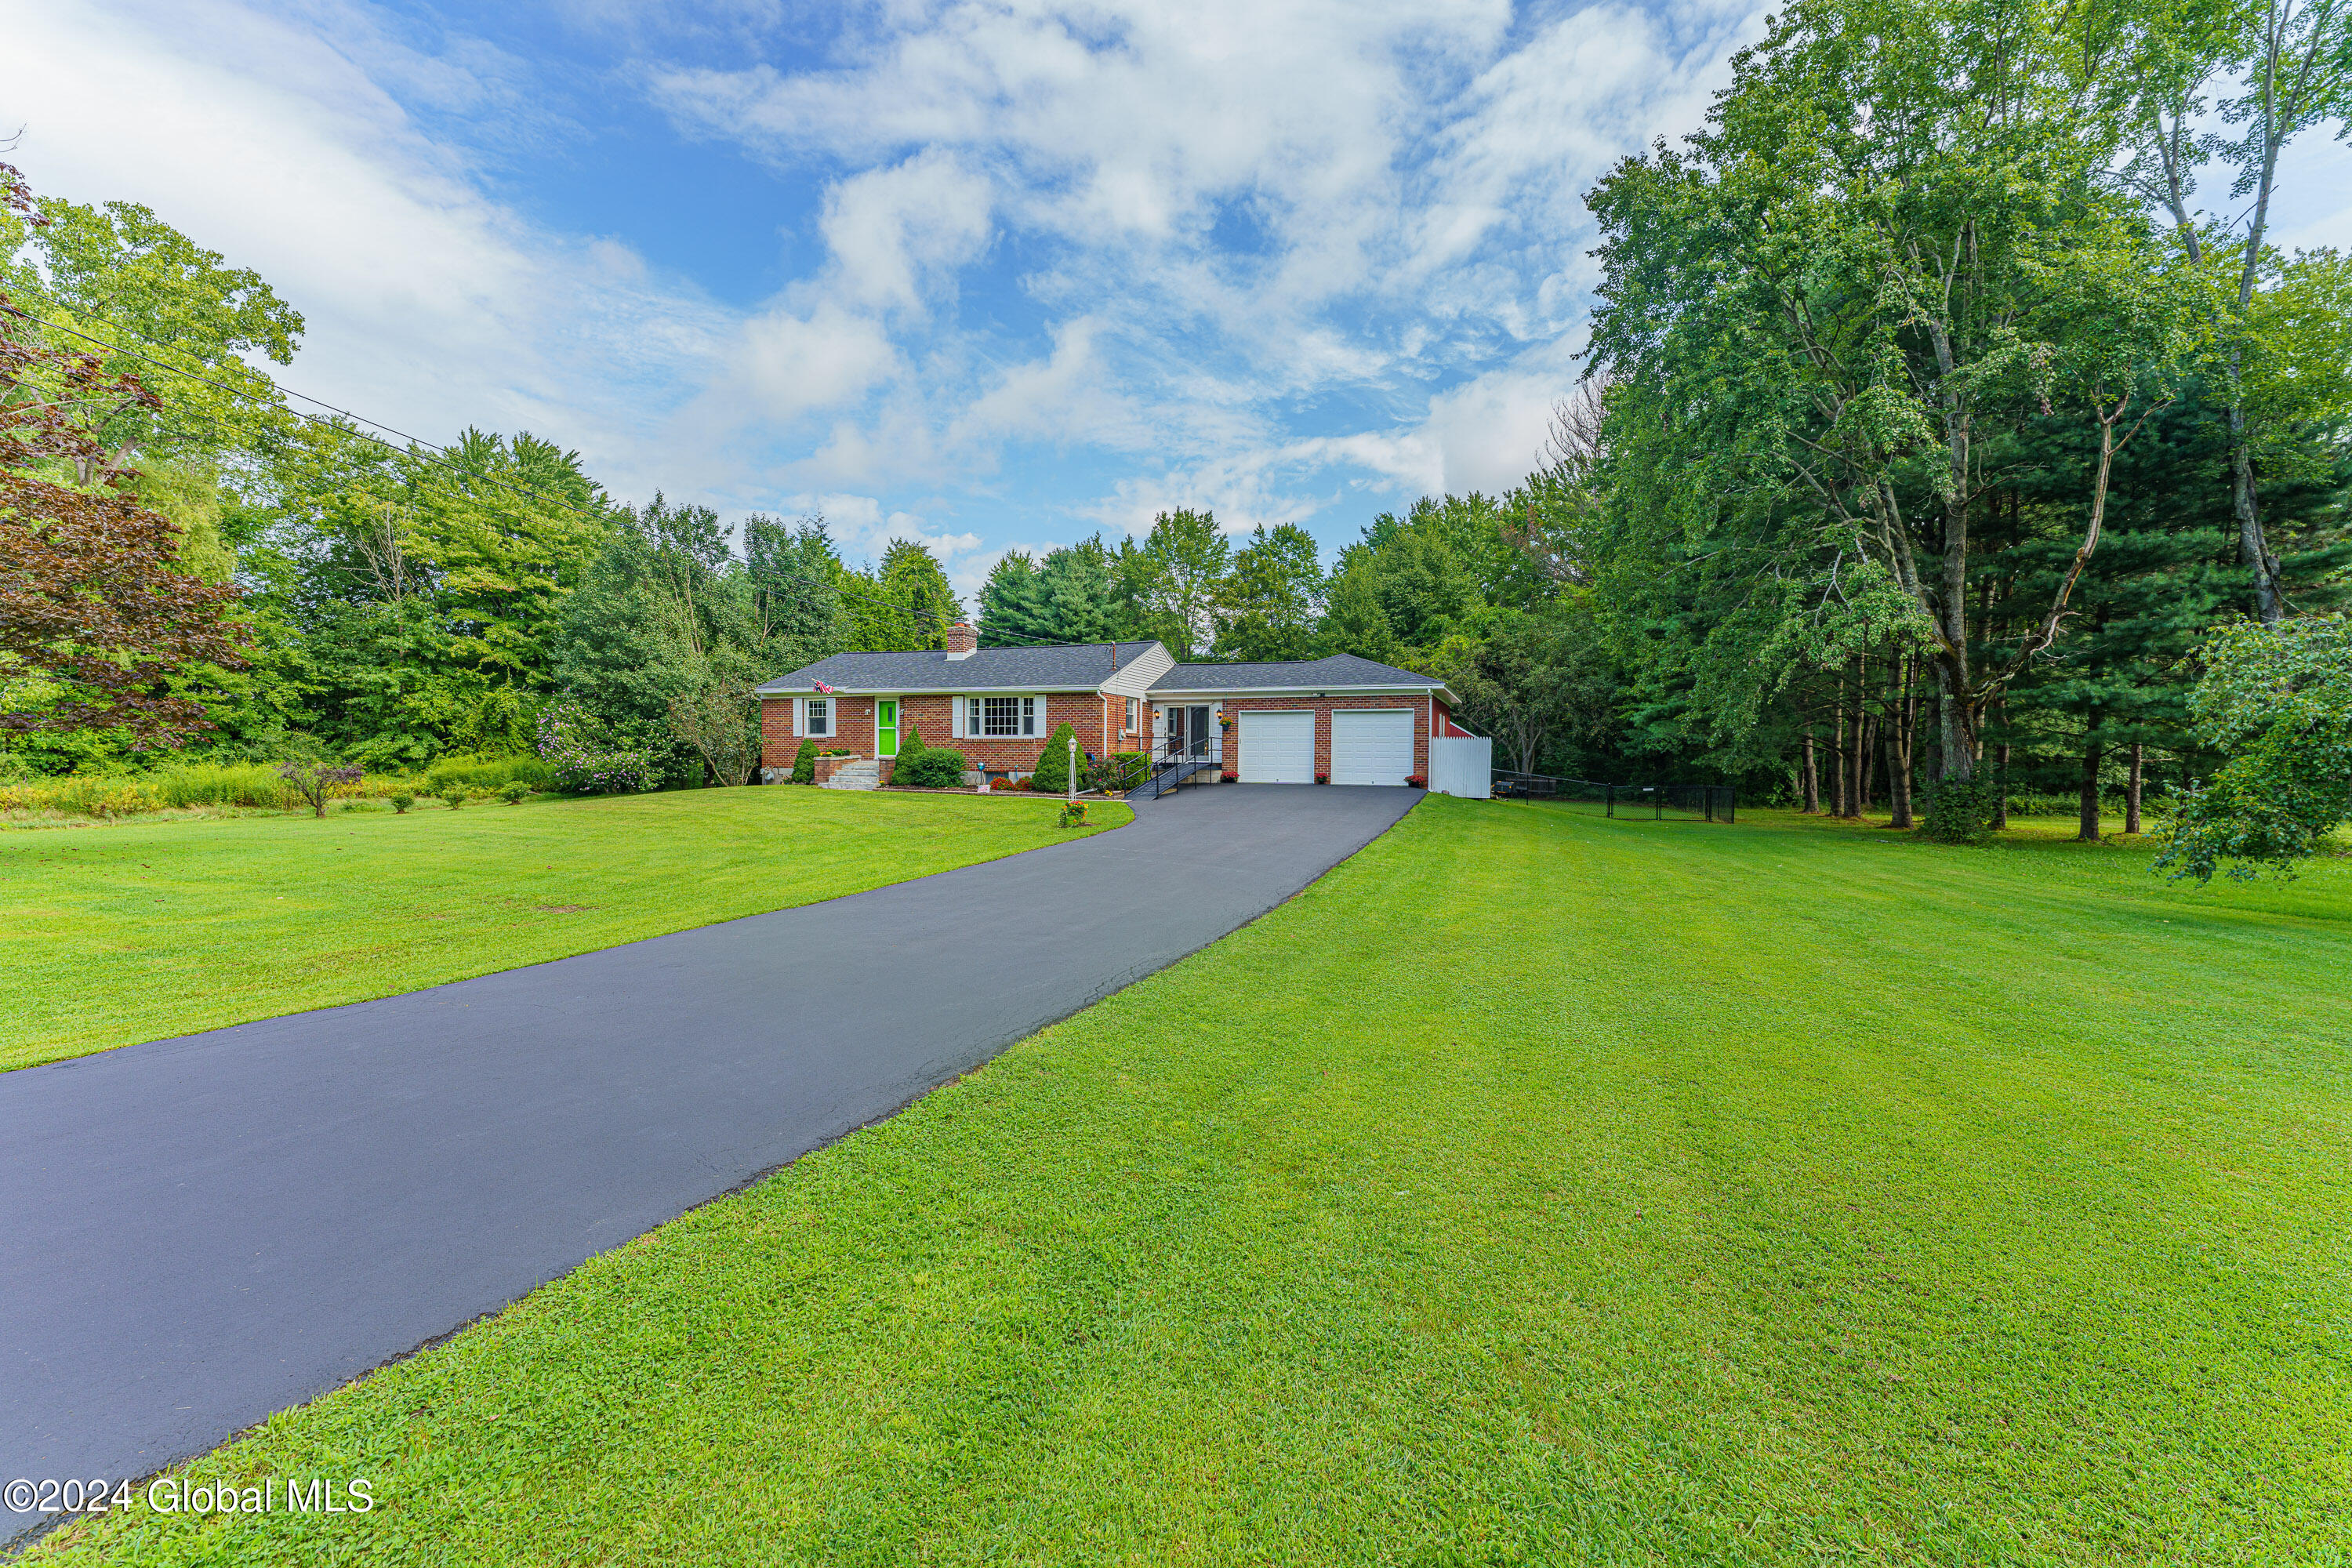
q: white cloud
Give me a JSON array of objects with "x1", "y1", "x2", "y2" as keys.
[
  {"x1": 730, "y1": 304, "x2": 903, "y2": 423},
  {"x1": 817, "y1": 150, "x2": 995, "y2": 318},
  {"x1": 648, "y1": 0, "x2": 1762, "y2": 537},
  {"x1": 4, "y1": 0, "x2": 1788, "y2": 566},
  {"x1": 0, "y1": 0, "x2": 737, "y2": 508}
]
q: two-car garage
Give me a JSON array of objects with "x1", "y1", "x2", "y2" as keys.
[{"x1": 1235, "y1": 707, "x2": 1416, "y2": 786}]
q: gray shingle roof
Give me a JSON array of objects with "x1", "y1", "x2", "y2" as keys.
[
  {"x1": 756, "y1": 641, "x2": 1163, "y2": 694},
  {"x1": 1148, "y1": 654, "x2": 1445, "y2": 692}
]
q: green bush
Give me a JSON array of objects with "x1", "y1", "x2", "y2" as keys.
[
  {"x1": 424, "y1": 755, "x2": 554, "y2": 794},
  {"x1": 439, "y1": 785, "x2": 468, "y2": 811},
  {"x1": 1086, "y1": 751, "x2": 1149, "y2": 792},
  {"x1": 499, "y1": 781, "x2": 531, "y2": 805},
  {"x1": 146, "y1": 762, "x2": 296, "y2": 810},
  {"x1": 894, "y1": 747, "x2": 967, "y2": 788},
  {"x1": 789, "y1": 739, "x2": 818, "y2": 785},
  {"x1": 1922, "y1": 776, "x2": 1998, "y2": 844},
  {"x1": 1058, "y1": 800, "x2": 1090, "y2": 829},
  {"x1": 391, "y1": 793, "x2": 416, "y2": 814},
  {"x1": 1029, "y1": 722, "x2": 1082, "y2": 793}
]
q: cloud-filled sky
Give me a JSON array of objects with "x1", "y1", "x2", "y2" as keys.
[{"x1": 6, "y1": 0, "x2": 2350, "y2": 600}]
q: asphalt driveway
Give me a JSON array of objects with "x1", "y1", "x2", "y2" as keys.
[{"x1": 0, "y1": 783, "x2": 1419, "y2": 1541}]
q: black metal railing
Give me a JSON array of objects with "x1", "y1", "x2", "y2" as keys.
[
  {"x1": 1491, "y1": 771, "x2": 1736, "y2": 822},
  {"x1": 1142, "y1": 736, "x2": 1225, "y2": 799}
]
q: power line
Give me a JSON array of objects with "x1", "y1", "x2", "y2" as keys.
[
  {"x1": 2, "y1": 299, "x2": 1128, "y2": 654},
  {"x1": 11, "y1": 298, "x2": 1073, "y2": 649}
]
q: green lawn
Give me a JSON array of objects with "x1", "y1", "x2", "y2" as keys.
[
  {"x1": 0, "y1": 789, "x2": 1127, "y2": 1073},
  {"x1": 32, "y1": 802, "x2": 2352, "y2": 1565}
]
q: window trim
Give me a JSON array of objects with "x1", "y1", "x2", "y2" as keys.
[
  {"x1": 967, "y1": 693, "x2": 1042, "y2": 739},
  {"x1": 802, "y1": 696, "x2": 833, "y2": 738}
]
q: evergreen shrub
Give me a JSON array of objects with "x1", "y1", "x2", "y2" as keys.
[
  {"x1": 1029, "y1": 723, "x2": 1081, "y2": 793},
  {"x1": 790, "y1": 739, "x2": 818, "y2": 784}
]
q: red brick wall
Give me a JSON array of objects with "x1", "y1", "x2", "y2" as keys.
[
  {"x1": 760, "y1": 695, "x2": 876, "y2": 778},
  {"x1": 1210, "y1": 694, "x2": 1429, "y2": 782},
  {"x1": 761, "y1": 691, "x2": 1145, "y2": 781}
]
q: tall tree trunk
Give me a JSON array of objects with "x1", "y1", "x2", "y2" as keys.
[
  {"x1": 2126, "y1": 742, "x2": 2144, "y2": 835},
  {"x1": 2229, "y1": 422, "x2": 2285, "y2": 622},
  {"x1": 1864, "y1": 710, "x2": 1882, "y2": 817},
  {"x1": 1846, "y1": 660, "x2": 1867, "y2": 818},
  {"x1": 2078, "y1": 710, "x2": 2104, "y2": 843},
  {"x1": 1801, "y1": 724, "x2": 1820, "y2": 814},
  {"x1": 1991, "y1": 699, "x2": 2009, "y2": 831},
  {"x1": 1832, "y1": 677, "x2": 1850, "y2": 817},
  {"x1": 1886, "y1": 654, "x2": 1915, "y2": 830}
]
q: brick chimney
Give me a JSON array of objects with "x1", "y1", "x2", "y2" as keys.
[{"x1": 945, "y1": 621, "x2": 978, "y2": 660}]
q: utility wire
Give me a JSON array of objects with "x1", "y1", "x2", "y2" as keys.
[{"x1": 3, "y1": 299, "x2": 1135, "y2": 655}]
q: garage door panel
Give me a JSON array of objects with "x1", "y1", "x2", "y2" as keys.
[
  {"x1": 1239, "y1": 710, "x2": 1315, "y2": 784},
  {"x1": 1331, "y1": 709, "x2": 1414, "y2": 786}
]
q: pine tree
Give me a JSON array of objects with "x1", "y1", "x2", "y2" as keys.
[
  {"x1": 847, "y1": 541, "x2": 964, "y2": 652},
  {"x1": 979, "y1": 552, "x2": 1051, "y2": 645},
  {"x1": 1038, "y1": 535, "x2": 1118, "y2": 644}
]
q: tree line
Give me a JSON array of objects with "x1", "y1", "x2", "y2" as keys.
[
  {"x1": 7, "y1": 0, "x2": 2350, "y2": 880},
  {"x1": 1569, "y1": 0, "x2": 2350, "y2": 858},
  {"x1": 0, "y1": 151, "x2": 1618, "y2": 789}
]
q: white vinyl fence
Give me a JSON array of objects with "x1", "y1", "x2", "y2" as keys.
[{"x1": 1427, "y1": 735, "x2": 1493, "y2": 798}]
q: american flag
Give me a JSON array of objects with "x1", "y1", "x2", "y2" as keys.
[{"x1": 814, "y1": 681, "x2": 835, "y2": 694}]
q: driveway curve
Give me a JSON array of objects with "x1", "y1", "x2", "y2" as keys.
[{"x1": 0, "y1": 784, "x2": 1419, "y2": 1541}]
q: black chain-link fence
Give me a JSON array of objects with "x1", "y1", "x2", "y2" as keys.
[{"x1": 1492, "y1": 772, "x2": 1737, "y2": 822}]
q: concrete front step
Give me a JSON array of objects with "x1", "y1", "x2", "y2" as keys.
[{"x1": 820, "y1": 760, "x2": 884, "y2": 791}]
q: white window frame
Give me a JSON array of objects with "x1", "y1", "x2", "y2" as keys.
[
  {"x1": 967, "y1": 694, "x2": 1041, "y2": 738},
  {"x1": 1124, "y1": 697, "x2": 1138, "y2": 734},
  {"x1": 800, "y1": 696, "x2": 833, "y2": 738}
]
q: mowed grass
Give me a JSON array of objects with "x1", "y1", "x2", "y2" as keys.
[
  {"x1": 31, "y1": 802, "x2": 2352, "y2": 1565},
  {"x1": 0, "y1": 789, "x2": 1127, "y2": 1073}
]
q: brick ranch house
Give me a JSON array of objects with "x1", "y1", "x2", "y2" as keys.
[{"x1": 756, "y1": 621, "x2": 1468, "y2": 789}]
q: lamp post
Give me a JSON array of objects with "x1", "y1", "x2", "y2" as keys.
[{"x1": 1066, "y1": 732, "x2": 1077, "y2": 804}]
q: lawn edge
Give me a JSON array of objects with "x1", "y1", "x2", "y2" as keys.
[
  {"x1": 1, "y1": 796, "x2": 1134, "y2": 1077},
  {"x1": 11, "y1": 796, "x2": 1421, "y2": 1557}
]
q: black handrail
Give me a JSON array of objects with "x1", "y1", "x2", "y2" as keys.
[{"x1": 1143, "y1": 735, "x2": 1225, "y2": 799}]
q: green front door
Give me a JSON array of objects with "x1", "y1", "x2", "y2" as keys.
[{"x1": 877, "y1": 699, "x2": 898, "y2": 759}]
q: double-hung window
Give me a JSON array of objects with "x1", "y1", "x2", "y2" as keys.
[
  {"x1": 1125, "y1": 697, "x2": 1138, "y2": 733},
  {"x1": 804, "y1": 697, "x2": 832, "y2": 737},
  {"x1": 968, "y1": 695, "x2": 1037, "y2": 737}
]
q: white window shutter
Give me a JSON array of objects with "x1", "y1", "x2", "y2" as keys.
[{"x1": 792, "y1": 698, "x2": 802, "y2": 737}]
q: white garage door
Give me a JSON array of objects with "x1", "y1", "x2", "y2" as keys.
[
  {"x1": 1239, "y1": 710, "x2": 1316, "y2": 783},
  {"x1": 1331, "y1": 709, "x2": 1415, "y2": 786}
]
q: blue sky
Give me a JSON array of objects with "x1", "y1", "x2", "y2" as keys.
[{"x1": 8, "y1": 0, "x2": 2351, "y2": 601}]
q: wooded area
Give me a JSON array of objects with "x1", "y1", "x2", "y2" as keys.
[{"x1": 3, "y1": 0, "x2": 2349, "y2": 873}]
